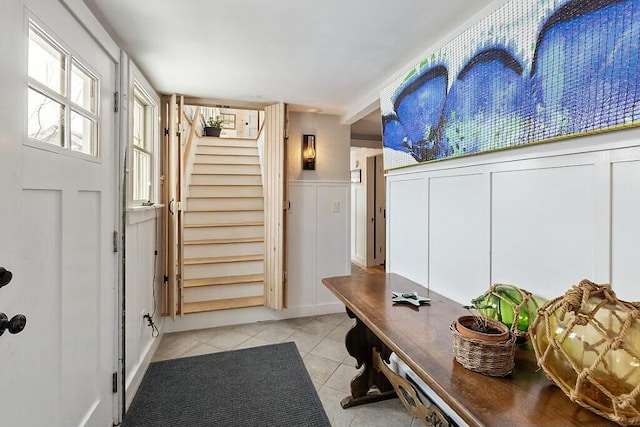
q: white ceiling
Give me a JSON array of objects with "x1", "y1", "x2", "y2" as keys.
[{"x1": 86, "y1": 0, "x2": 493, "y2": 122}]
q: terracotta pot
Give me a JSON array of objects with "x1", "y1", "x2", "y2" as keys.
[{"x1": 455, "y1": 315, "x2": 510, "y2": 342}]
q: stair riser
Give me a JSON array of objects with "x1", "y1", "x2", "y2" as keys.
[
  {"x1": 184, "y1": 261, "x2": 264, "y2": 279},
  {"x1": 187, "y1": 198, "x2": 264, "y2": 211},
  {"x1": 193, "y1": 164, "x2": 260, "y2": 175},
  {"x1": 195, "y1": 154, "x2": 259, "y2": 165},
  {"x1": 184, "y1": 210, "x2": 263, "y2": 225},
  {"x1": 183, "y1": 283, "x2": 264, "y2": 303},
  {"x1": 197, "y1": 145, "x2": 256, "y2": 156},
  {"x1": 198, "y1": 138, "x2": 256, "y2": 148},
  {"x1": 191, "y1": 174, "x2": 262, "y2": 185},
  {"x1": 184, "y1": 242, "x2": 264, "y2": 258},
  {"x1": 189, "y1": 185, "x2": 263, "y2": 198},
  {"x1": 183, "y1": 225, "x2": 264, "y2": 240}
]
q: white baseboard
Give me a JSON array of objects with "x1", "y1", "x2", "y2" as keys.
[
  {"x1": 275, "y1": 302, "x2": 345, "y2": 320},
  {"x1": 161, "y1": 302, "x2": 346, "y2": 334},
  {"x1": 125, "y1": 331, "x2": 163, "y2": 410}
]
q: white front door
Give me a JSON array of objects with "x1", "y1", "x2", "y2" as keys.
[{"x1": 0, "y1": 1, "x2": 118, "y2": 426}]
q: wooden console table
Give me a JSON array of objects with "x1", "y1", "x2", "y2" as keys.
[{"x1": 322, "y1": 273, "x2": 617, "y2": 426}]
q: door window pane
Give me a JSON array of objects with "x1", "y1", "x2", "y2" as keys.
[
  {"x1": 28, "y1": 28, "x2": 66, "y2": 95},
  {"x1": 28, "y1": 88, "x2": 64, "y2": 146},
  {"x1": 71, "y1": 61, "x2": 96, "y2": 113},
  {"x1": 70, "y1": 111, "x2": 97, "y2": 155}
]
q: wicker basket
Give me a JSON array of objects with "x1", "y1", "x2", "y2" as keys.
[{"x1": 450, "y1": 321, "x2": 516, "y2": 377}]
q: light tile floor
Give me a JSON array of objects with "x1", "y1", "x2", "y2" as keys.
[{"x1": 152, "y1": 312, "x2": 423, "y2": 426}]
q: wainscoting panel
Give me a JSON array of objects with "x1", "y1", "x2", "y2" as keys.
[
  {"x1": 387, "y1": 177, "x2": 429, "y2": 286},
  {"x1": 428, "y1": 173, "x2": 489, "y2": 303},
  {"x1": 287, "y1": 184, "x2": 318, "y2": 307},
  {"x1": 611, "y1": 158, "x2": 640, "y2": 301},
  {"x1": 386, "y1": 135, "x2": 640, "y2": 305},
  {"x1": 287, "y1": 181, "x2": 350, "y2": 309},
  {"x1": 316, "y1": 184, "x2": 350, "y2": 305},
  {"x1": 491, "y1": 165, "x2": 597, "y2": 297}
]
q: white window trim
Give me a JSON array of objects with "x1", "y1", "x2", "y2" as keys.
[{"x1": 128, "y1": 60, "x2": 160, "y2": 208}]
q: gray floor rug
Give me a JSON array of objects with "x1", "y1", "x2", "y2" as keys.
[{"x1": 123, "y1": 342, "x2": 330, "y2": 427}]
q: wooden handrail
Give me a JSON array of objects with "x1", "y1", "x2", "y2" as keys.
[{"x1": 182, "y1": 106, "x2": 201, "y2": 171}]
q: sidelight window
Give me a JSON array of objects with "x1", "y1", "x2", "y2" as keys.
[{"x1": 132, "y1": 86, "x2": 154, "y2": 203}]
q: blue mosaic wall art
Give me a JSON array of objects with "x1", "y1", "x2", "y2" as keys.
[{"x1": 380, "y1": 0, "x2": 640, "y2": 169}]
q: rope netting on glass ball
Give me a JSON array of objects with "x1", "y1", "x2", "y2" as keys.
[
  {"x1": 530, "y1": 279, "x2": 640, "y2": 426},
  {"x1": 469, "y1": 283, "x2": 542, "y2": 341}
]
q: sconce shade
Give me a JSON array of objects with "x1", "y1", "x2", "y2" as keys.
[{"x1": 303, "y1": 134, "x2": 316, "y2": 170}]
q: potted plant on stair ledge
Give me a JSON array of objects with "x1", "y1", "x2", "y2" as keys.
[{"x1": 201, "y1": 115, "x2": 223, "y2": 137}]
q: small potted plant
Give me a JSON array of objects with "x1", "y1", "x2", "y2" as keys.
[
  {"x1": 201, "y1": 115, "x2": 223, "y2": 137},
  {"x1": 450, "y1": 309, "x2": 516, "y2": 377}
]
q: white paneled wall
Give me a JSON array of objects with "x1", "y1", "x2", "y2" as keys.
[
  {"x1": 387, "y1": 131, "x2": 640, "y2": 305},
  {"x1": 124, "y1": 207, "x2": 164, "y2": 407},
  {"x1": 611, "y1": 158, "x2": 640, "y2": 301},
  {"x1": 387, "y1": 178, "x2": 429, "y2": 285},
  {"x1": 287, "y1": 181, "x2": 350, "y2": 314}
]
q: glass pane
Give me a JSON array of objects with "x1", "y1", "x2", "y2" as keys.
[
  {"x1": 70, "y1": 111, "x2": 97, "y2": 156},
  {"x1": 71, "y1": 61, "x2": 96, "y2": 113},
  {"x1": 28, "y1": 27, "x2": 66, "y2": 95},
  {"x1": 133, "y1": 148, "x2": 151, "y2": 201},
  {"x1": 28, "y1": 88, "x2": 64, "y2": 146},
  {"x1": 133, "y1": 97, "x2": 145, "y2": 149}
]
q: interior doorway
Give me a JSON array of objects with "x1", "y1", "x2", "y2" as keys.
[{"x1": 350, "y1": 146, "x2": 385, "y2": 270}]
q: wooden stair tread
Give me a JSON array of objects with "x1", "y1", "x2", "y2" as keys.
[
  {"x1": 183, "y1": 296, "x2": 264, "y2": 314},
  {"x1": 194, "y1": 162, "x2": 258, "y2": 166},
  {"x1": 186, "y1": 196, "x2": 264, "y2": 200},
  {"x1": 184, "y1": 274, "x2": 264, "y2": 288},
  {"x1": 184, "y1": 254, "x2": 264, "y2": 265},
  {"x1": 184, "y1": 237, "x2": 264, "y2": 245},
  {"x1": 184, "y1": 222, "x2": 263, "y2": 228},
  {"x1": 189, "y1": 184, "x2": 261, "y2": 187},
  {"x1": 186, "y1": 208, "x2": 264, "y2": 213},
  {"x1": 191, "y1": 172, "x2": 261, "y2": 176},
  {"x1": 196, "y1": 153, "x2": 257, "y2": 157}
]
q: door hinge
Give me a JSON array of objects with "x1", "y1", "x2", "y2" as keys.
[
  {"x1": 164, "y1": 128, "x2": 169, "y2": 137},
  {"x1": 163, "y1": 275, "x2": 169, "y2": 283},
  {"x1": 113, "y1": 231, "x2": 118, "y2": 253},
  {"x1": 114, "y1": 92, "x2": 119, "y2": 113},
  {"x1": 112, "y1": 372, "x2": 118, "y2": 393},
  {"x1": 282, "y1": 271, "x2": 288, "y2": 283}
]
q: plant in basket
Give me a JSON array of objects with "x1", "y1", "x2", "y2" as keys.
[
  {"x1": 450, "y1": 308, "x2": 516, "y2": 377},
  {"x1": 455, "y1": 314, "x2": 510, "y2": 342}
]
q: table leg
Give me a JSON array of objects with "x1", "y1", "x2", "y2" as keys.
[{"x1": 340, "y1": 307, "x2": 396, "y2": 409}]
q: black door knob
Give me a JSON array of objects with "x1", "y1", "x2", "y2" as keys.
[
  {"x1": 0, "y1": 313, "x2": 27, "y2": 336},
  {"x1": 0, "y1": 268, "x2": 13, "y2": 288}
]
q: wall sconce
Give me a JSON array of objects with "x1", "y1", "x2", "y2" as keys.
[{"x1": 302, "y1": 134, "x2": 316, "y2": 170}]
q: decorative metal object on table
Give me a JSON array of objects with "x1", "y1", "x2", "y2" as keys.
[
  {"x1": 468, "y1": 283, "x2": 545, "y2": 341},
  {"x1": 391, "y1": 291, "x2": 431, "y2": 307},
  {"x1": 530, "y1": 279, "x2": 640, "y2": 427}
]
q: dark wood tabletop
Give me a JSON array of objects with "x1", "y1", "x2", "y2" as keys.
[{"x1": 323, "y1": 273, "x2": 617, "y2": 427}]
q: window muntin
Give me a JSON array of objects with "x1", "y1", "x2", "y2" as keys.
[{"x1": 27, "y1": 22, "x2": 99, "y2": 157}]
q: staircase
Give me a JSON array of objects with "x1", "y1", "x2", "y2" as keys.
[{"x1": 182, "y1": 137, "x2": 265, "y2": 314}]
